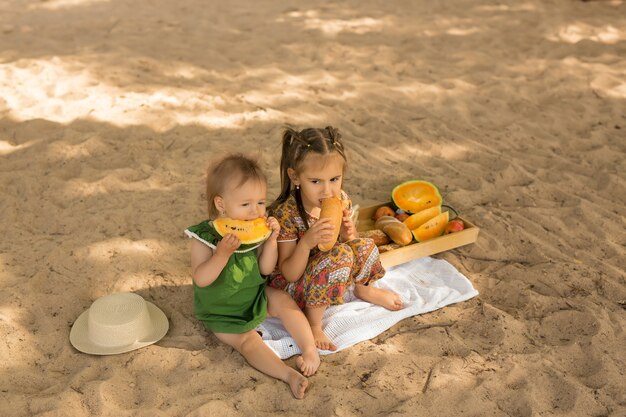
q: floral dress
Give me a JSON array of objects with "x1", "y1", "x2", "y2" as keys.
[{"x1": 268, "y1": 191, "x2": 385, "y2": 309}]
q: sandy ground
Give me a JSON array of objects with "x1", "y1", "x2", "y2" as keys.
[{"x1": 1, "y1": 0, "x2": 625, "y2": 415}]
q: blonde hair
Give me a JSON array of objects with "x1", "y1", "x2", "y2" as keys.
[{"x1": 206, "y1": 154, "x2": 267, "y2": 219}]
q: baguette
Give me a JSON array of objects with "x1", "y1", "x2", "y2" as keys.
[
  {"x1": 317, "y1": 196, "x2": 343, "y2": 251},
  {"x1": 374, "y1": 215, "x2": 413, "y2": 246}
]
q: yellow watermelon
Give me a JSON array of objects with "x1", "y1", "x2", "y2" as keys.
[
  {"x1": 392, "y1": 180, "x2": 442, "y2": 214},
  {"x1": 403, "y1": 206, "x2": 442, "y2": 230},
  {"x1": 213, "y1": 218, "x2": 271, "y2": 245},
  {"x1": 412, "y1": 212, "x2": 449, "y2": 242}
]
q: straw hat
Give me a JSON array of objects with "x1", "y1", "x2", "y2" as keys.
[{"x1": 70, "y1": 292, "x2": 169, "y2": 355}]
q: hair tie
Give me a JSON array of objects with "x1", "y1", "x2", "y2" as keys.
[{"x1": 306, "y1": 143, "x2": 311, "y2": 148}]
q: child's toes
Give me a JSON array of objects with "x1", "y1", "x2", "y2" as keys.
[
  {"x1": 295, "y1": 356, "x2": 305, "y2": 371},
  {"x1": 297, "y1": 358, "x2": 314, "y2": 376},
  {"x1": 303, "y1": 364, "x2": 313, "y2": 377}
]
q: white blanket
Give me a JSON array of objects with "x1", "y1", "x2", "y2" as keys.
[{"x1": 259, "y1": 256, "x2": 478, "y2": 359}]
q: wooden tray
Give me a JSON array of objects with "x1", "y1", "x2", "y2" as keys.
[{"x1": 356, "y1": 202, "x2": 479, "y2": 268}]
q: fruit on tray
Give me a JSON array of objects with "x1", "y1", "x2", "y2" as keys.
[
  {"x1": 394, "y1": 212, "x2": 409, "y2": 222},
  {"x1": 213, "y1": 217, "x2": 271, "y2": 245},
  {"x1": 412, "y1": 212, "x2": 450, "y2": 242},
  {"x1": 374, "y1": 216, "x2": 413, "y2": 246},
  {"x1": 444, "y1": 219, "x2": 465, "y2": 234},
  {"x1": 373, "y1": 205, "x2": 395, "y2": 221},
  {"x1": 403, "y1": 206, "x2": 442, "y2": 230},
  {"x1": 391, "y1": 180, "x2": 442, "y2": 214},
  {"x1": 362, "y1": 180, "x2": 470, "y2": 249}
]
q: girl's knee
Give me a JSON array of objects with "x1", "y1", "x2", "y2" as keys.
[
  {"x1": 214, "y1": 330, "x2": 260, "y2": 353},
  {"x1": 238, "y1": 331, "x2": 262, "y2": 354},
  {"x1": 331, "y1": 243, "x2": 354, "y2": 259},
  {"x1": 266, "y1": 288, "x2": 299, "y2": 317},
  {"x1": 266, "y1": 285, "x2": 293, "y2": 301}
]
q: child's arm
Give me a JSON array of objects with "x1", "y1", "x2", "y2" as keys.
[
  {"x1": 257, "y1": 216, "x2": 280, "y2": 276},
  {"x1": 278, "y1": 218, "x2": 335, "y2": 282},
  {"x1": 191, "y1": 234, "x2": 240, "y2": 287},
  {"x1": 339, "y1": 208, "x2": 357, "y2": 241}
]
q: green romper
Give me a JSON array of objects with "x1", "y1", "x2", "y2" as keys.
[{"x1": 185, "y1": 220, "x2": 267, "y2": 334}]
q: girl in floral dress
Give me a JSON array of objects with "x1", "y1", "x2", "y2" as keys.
[{"x1": 269, "y1": 126, "x2": 404, "y2": 351}]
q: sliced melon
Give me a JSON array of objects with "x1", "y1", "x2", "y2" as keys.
[
  {"x1": 392, "y1": 180, "x2": 442, "y2": 214},
  {"x1": 213, "y1": 218, "x2": 271, "y2": 245},
  {"x1": 403, "y1": 206, "x2": 442, "y2": 230},
  {"x1": 412, "y1": 212, "x2": 449, "y2": 242}
]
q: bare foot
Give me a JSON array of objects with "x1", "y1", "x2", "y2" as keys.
[
  {"x1": 354, "y1": 285, "x2": 404, "y2": 310},
  {"x1": 311, "y1": 325, "x2": 337, "y2": 351},
  {"x1": 286, "y1": 370, "x2": 309, "y2": 399},
  {"x1": 296, "y1": 348, "x2": 321, "y2": 376}
]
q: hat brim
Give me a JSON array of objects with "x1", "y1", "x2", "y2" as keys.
[{"x1": 70, "y1": 301, "x2": 169, "y2": 355}]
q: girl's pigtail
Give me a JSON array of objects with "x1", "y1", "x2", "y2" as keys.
[
  {"x1": 271, "y1": 127, "x2": 311, "y2": 229},
  {"x1": 325, "y1": 126, "x2": 335, "y2": 142},
  {"x1": 294, "y1": 185, "x2": 310, "y2": 231},
  {"x1": 286, "y1": 129, "x2": 311, "y2": 229},
  {"x1": 270, "y1": 128, "x2": 298, "y2": 211},
  {"x1": 325, "y1": 125, "x2": 343, "y2": 149}
]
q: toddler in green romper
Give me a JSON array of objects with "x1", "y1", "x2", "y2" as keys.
[
  {"x1": 186, "y1": 220, "x2": 267, "y2": 333},
  {"x1": 187, "y1": 153, "x2": 319, "y2": 399}
]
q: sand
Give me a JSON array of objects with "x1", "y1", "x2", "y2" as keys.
[{"x1": 1, "y1": 0, "x2": 625, "y2": 415}]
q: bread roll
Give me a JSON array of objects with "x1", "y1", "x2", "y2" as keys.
[
  {"x1": 358, "y1": 229, "x2": 391, "y2": 246},
  {"x1": 377, "y1": 243, "x2": 402, "y2": 253},
  {"x1": 317, "y1": 196, "x2": 343, "y2": 251},
  {"x1": 374, "y1": 215, "x2": 413, "y2": 246}
]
